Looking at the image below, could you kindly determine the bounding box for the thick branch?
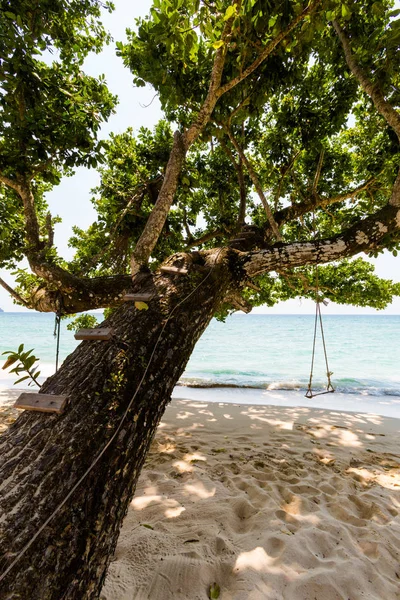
[224,290,252,313]
[45,213,54,249]
[130,131,186,275]
[183,1,240,149]
[224,127,282,240]
[28,274,134,313]
[242,204,400,277]
[18,182,42,253]
[333,20,400,140]
[390,170,400,207]
[0,174,23,193]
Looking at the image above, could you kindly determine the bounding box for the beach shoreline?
[1,390,400,599]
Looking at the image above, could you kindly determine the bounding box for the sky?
[0,0,399,314]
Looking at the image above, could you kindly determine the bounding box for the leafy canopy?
[0,0,400,312]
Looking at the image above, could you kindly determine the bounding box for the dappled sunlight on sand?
[175,411,195,420]
[172,460,193,473]
[184,481,216,500]
[102,399,400,600]
[183,452,206,463]
[234,547,274,572]
[130,494,186,520]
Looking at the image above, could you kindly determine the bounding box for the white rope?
[0,250,224,584]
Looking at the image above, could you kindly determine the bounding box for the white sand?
[1,393,400,599]
[103,400,400,600]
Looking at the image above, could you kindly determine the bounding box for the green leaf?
[268,15,278,28]
[2,356,18,370]
[14,376,30,385]
[25,356,37,369]
[134,301,149,310]
[341,4,351,19]
[140,523,154,529]
[212,40,224,49]
[223,5,236,21]
[209,582,220,599]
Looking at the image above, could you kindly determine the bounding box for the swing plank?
[123,293,153,302]
[14,393,68,414]
[160,266,188,275]
[238,231,256,237]
[74,328,113,341]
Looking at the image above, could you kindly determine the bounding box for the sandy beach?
[1,393,400,599]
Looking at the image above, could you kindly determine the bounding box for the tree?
[1,0,400,597]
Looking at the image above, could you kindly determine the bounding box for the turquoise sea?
[1,312,399,417]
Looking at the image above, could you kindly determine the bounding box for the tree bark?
[130,131,186,275]
[0,251,234,599]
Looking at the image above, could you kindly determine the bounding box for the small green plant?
[209,582,220,599]
[2,344,42,388]
[66,313,99,332]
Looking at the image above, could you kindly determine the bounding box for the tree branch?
[241,203,400,277]
[183,0,240,149]
[273,176,378,229]
[0,277,30,307]
[128,1,319,274]
[17,181,43,253]
[217,0,322,98]
[223,126,283,240]
[185,229,224,249]
[333,20,400,140]
[130,131,186,275]
[312,149,324,196]
[45,213,54,249]
[389,169,400,208]
[28,274,134,313]
[0,174,23,193]
[130,0,236,276]
[218,136,247,227]
[273,150,302,211]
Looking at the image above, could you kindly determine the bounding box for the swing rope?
[53,294,63,372]
[305,206,335,398]
[305,290,335,398]
[53,313,61,372]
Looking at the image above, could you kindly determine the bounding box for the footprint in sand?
[359,540,380,560]
[215,535,230,554]
[264,536,285,558]
[231,497,258,525]
[326,502,367,527]
[274,508,298,527]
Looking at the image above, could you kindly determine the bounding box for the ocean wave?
[178,377,400,397]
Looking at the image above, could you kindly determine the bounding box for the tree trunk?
[0,253,233,599]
